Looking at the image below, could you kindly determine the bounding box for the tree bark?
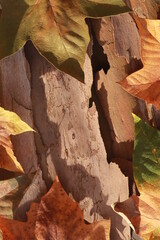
[0,1,159,239]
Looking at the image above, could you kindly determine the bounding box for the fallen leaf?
[0,107,34,173]
[0,107,33,135]
[113,115,160,239]
[128,0,158,19]
[0,178,110,240]
[120,16,160,109]
[0,0,130,81]
[0,203,38,240]
[0,175,32,219]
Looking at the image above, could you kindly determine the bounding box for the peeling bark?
[24,41,130,239]
[0,1,159,239]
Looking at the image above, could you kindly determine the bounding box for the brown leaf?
[129,0,158,19]
[114,194,160,239]
[120,16,160,110]
[0,179,110,240]
[0,203,38,240]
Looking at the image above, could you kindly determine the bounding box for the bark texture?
[0,1,159,239]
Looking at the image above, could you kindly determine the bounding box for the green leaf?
[0,0,130,81]
[113,115,160,239]
[133,114,160,190]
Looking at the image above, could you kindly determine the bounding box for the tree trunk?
[0,0,159,239]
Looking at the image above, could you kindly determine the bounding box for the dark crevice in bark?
[88,22,113,162]
[91,31,110,75]
[90,83,114,161]
[89,19,141,212]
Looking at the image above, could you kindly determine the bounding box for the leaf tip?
[132,113,141,125]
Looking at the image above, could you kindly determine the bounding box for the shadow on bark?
[24,41,130,239]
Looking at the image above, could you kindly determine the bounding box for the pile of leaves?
[0,0,160,239]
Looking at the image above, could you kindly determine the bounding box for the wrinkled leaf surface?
[114,115,160,239]
[120,16,160,109]
[0,0,130,81]
[0,179,110,239]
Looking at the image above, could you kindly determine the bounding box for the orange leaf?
[0,179,110,240]
[120,16,160,109]
[114,193,160,239]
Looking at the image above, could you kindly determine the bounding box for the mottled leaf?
[120,16,160,109]
[0,178,110,240]
[0,0,130,81]
[0,175,32,219]
[0,107,34,173]
[114,115,160,239]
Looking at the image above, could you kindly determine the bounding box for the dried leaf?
[0,107,33,135]
[0,203,38,240]
[0,107,34,173]
[129,0,158,19]
[0,175,32,219]
[0,0,130,81]
[120,16,160,109]
[0,179,110,240]
[113,115,160,239]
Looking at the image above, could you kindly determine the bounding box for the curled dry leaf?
[120,16,160,110]
[0,0,130,81]
[113,115,160,239]
[0,175,32,219]
[0,107,34,173]
[0,179,110,240]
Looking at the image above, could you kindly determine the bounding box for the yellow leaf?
[0,107,34,135]
[0,107,34,173]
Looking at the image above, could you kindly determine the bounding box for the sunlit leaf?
[120,16,160,109]
[0,107,34,173]
[0,178,110,240]
[0,0,130,81]
[113,115,160,239]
